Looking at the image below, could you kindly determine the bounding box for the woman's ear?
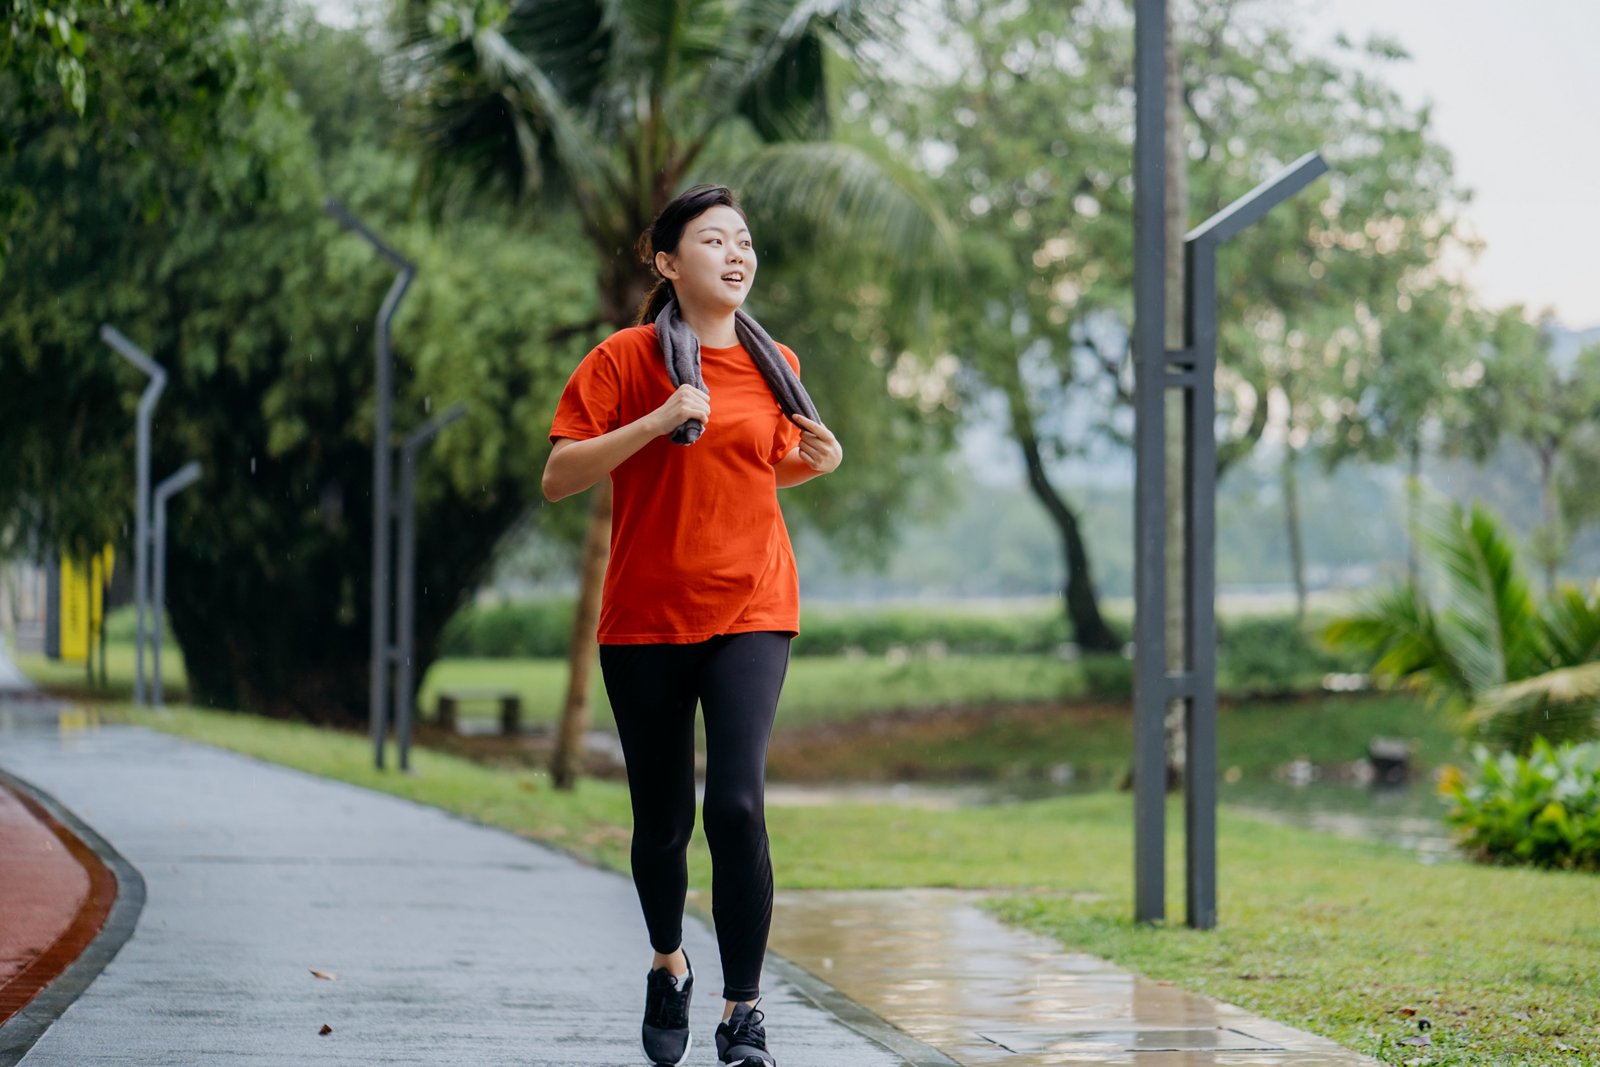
[655,249,679,281]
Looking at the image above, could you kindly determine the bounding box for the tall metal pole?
[394,403,466,772]
[151,462,202,708]
[1131,0,1170,926]
[324,199,416,771]
[1177,152,1327,929]
[100,325,166,707]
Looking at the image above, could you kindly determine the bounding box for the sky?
[1294,0,1600,330]
[312,0,1600,329]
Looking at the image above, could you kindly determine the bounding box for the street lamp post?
[1132,0,1328,930]
[323,198,416,770]
[394,402,467,771]
[151,461,202,708]
[99,325,166,707]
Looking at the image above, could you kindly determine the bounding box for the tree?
[893,0,1132,652]
[1478,315,1600,593]
[1176,16,1470,615]
[1319,283,1490,585]
[2,13,600,722]
[400,0,953,787]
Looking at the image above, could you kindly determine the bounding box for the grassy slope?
[117,704,1600,1066]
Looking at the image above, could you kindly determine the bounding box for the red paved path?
[0,781,115,1024]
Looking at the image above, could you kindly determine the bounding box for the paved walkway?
[0,694,918,1066]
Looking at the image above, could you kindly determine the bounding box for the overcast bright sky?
[312,0,1600,329]
[1296,0,1599,329]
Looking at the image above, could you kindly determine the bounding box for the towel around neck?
[654,299,820,446]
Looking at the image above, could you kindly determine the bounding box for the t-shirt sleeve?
[549,344,623,443]
[769,344,804,464]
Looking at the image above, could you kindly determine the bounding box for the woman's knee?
[701,786,764,848]
[632,806,696,859]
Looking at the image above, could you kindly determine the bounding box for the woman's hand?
[646,384,711,437]
[790,414,842,474]
[775,414,841,487]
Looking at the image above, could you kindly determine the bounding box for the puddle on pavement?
[0,695,103,738]
[760,888,1378,1066]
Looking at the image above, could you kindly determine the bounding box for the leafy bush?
[792,609,1068,657]
[1439,738,1600,871]
[1079,653,1133,700]
[438,600,575,658]
[1217,616,1358,696]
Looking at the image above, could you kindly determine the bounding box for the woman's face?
[656,204,757,314]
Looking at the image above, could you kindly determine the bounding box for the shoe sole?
[642,1033,691,1067]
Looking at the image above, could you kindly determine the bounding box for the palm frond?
[1541,581,1600,667]
[398,0,620,216]
[719,140,956,271]
[1323,582,1472,706]
[691,0,904,144]
[1466,661,1600,753]
[1421,497,1542,695]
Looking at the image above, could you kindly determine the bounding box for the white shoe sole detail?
[641,1032,691,1067]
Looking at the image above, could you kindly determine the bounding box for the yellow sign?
[58,546,114,662]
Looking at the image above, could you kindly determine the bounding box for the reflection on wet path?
[767,888,1382,1066]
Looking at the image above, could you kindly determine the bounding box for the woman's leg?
[696,631,791,1006]
[599,642,702,962]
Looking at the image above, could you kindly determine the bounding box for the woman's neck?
[677,298,738,348]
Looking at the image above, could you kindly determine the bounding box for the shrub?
[792,609,1068,657]
[1079,652,1133,700]
[437,599,575,658]
[1439,738,1600,871]
[1216,615,1359,696]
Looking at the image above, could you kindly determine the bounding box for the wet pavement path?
[765,889,1382,1066]
[0,695,918,1066]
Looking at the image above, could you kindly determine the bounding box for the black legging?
[598,630,790,1002]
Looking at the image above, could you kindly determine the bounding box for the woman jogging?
[542,184,842,1067]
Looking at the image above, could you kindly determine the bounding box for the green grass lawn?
[421,652,1092,729]
[15,645,188,702]
[115,702,1600,1066]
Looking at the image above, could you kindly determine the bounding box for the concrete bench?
[435,687,522,736]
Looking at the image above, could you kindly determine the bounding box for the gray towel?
[654,299,820,445]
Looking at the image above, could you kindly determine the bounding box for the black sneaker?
[641,954,693,1067]
[715,1000,776,1066]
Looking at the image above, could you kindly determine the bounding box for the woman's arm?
[541,384,710,501]
[776,414,843,488]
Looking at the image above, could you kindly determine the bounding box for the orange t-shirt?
[548,323,804,644]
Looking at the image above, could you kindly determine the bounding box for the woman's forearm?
[775,451,826,488]
[542,421,660,501]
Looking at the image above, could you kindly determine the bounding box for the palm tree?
[398,0,952,787]
[1325,497,1600,754]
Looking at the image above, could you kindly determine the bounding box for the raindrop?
[250,457,256,474]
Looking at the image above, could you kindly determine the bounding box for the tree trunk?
[1282,443,1307,624]
[1011,412,1119,653]
[1538,443,1560,595]
[551,479,612,789]
[1161,3,1188,791]
[1404,438,1422,588]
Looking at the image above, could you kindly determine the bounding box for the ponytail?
[635,277,674,326]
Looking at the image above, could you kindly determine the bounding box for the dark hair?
[634,184,749,325]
